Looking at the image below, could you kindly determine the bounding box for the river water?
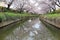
[0,18,60,40]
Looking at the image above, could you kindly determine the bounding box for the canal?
[0,17,60,40]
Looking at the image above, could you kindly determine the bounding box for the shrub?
[0,6,7,12]
[0,17,2,22]
[0,13,6,22]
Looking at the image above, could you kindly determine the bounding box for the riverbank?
[0,17,29,28]
[40,13,60,28]
[0,12,37,22]
[0,11,38,28]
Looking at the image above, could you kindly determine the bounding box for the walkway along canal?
[0,17,60,40]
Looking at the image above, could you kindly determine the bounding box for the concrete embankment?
[40,16,60,29]
[0,16,30,28]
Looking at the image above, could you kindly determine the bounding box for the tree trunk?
[7,4,11,9]
[7,0,14,9]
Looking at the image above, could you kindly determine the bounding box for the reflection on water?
[0,18,60,40]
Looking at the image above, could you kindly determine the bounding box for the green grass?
[0,11,37,22]
[44,9,60,19]
[44,13,60,19]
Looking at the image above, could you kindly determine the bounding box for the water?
[0,18,60,40]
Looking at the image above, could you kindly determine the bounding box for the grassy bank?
[43,9,60,19]
[0,11,37,23]
[43,13,60,19]
[40,12,60,25]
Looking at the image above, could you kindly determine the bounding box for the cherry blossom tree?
[0,0,60,14]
